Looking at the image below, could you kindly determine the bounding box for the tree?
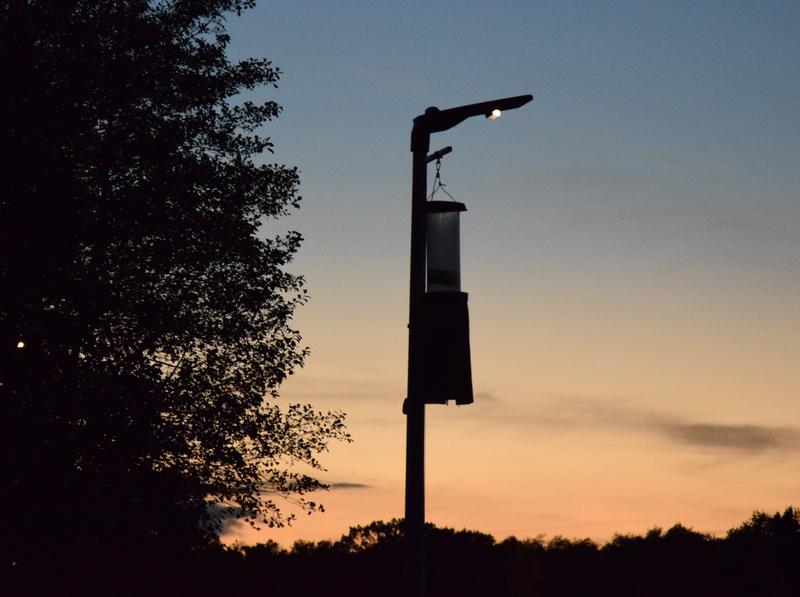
[0,0,349,573]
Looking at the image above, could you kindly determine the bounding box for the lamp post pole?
[404,95,533,597]
[404,117,430,597]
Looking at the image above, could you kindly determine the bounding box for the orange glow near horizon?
[221,266,800,548]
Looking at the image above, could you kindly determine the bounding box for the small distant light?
[488,109,502,120]
[16,341,25,349]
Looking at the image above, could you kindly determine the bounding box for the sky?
[220,0,800,547]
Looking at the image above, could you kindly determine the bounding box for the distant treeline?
[6,507,799,596]
[225,507,800,597]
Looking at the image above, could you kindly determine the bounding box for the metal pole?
[404,122,429,597]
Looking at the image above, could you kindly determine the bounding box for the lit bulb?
[488,109,502,120]
[16,341,25,349]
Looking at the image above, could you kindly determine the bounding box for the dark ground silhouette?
[5,506,798,596]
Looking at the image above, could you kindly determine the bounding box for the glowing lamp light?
[16,341,25,349]
[488,108,502,120]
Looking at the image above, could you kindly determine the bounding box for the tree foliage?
[1,0,349,569]
[217,508,800,597]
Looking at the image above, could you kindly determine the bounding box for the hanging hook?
[428,156,456,202]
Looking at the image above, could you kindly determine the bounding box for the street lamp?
[403,94,533,596]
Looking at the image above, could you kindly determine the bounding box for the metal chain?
[427,158,456,201]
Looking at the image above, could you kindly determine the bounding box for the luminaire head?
[411,94,533,151]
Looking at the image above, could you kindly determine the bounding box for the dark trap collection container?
[417,201,473,406]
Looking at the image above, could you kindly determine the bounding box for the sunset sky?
[221,1,800,546]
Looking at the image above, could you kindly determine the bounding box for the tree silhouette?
[723,507,800,596]
[210,509,800,597]
[1,0,348,583]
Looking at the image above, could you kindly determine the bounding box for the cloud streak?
[494,397,800,455]
[653,420,799,452]
[328,482,371,490]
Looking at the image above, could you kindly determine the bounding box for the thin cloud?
[654,421,799,452]
[503,397,800,455]
[328,482,371,490]
[282,377,395,402]
[475,391,498,403]
[206,502,244,533]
